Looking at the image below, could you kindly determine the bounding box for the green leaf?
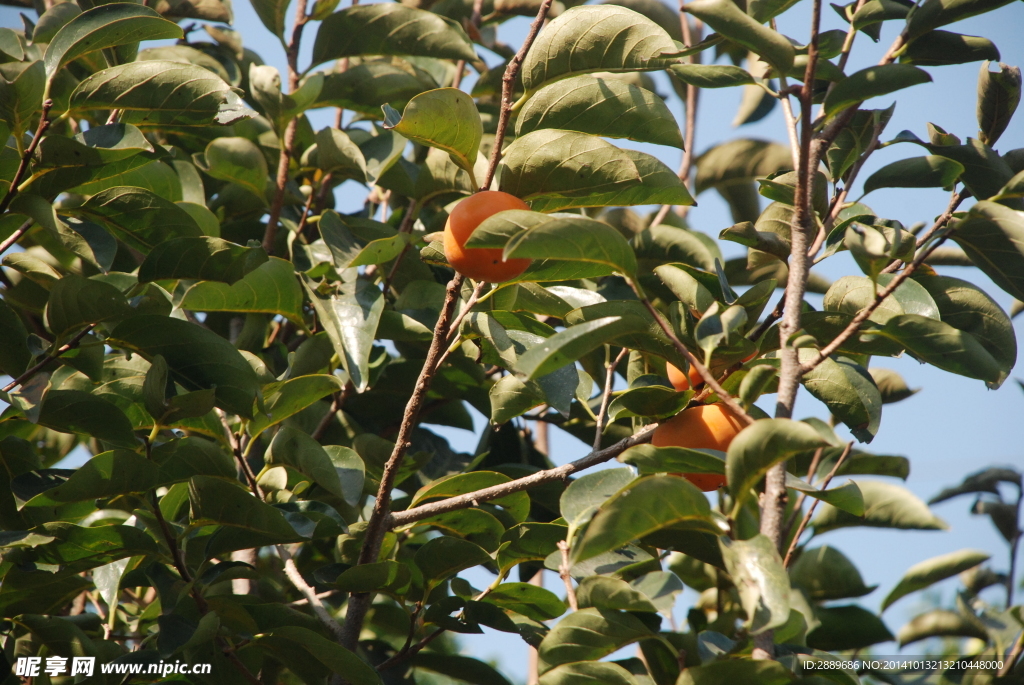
[537,608,658,674]
[676,661,796,685]
[868,367,919,403]
[807,604,894,651]
[73,186,202,254]
[256,626,382,685]
[189,475,302,540]
[726,419,829,512]
[862,155,964,193]
[573,474,717,564]
[607,379,693,420]
[252,0,290,39]
[789,545,877,600]
[483,583,567,622]
[900,30,1000,67]
[905,0,1017,42]
[303,127,367,182]
[412,653,513,685]
[695,302,748,362]
[976,61,1021,146]
[721,534,790,634]
[538,662,640,685]
[951,201,1024,296]
[194,137,268,200]
[313,60,437,118]
[619,444,726,475]
[576,575,658,612]
[813,480,948,533]
[44,274,131,337]
[0,61,44,140]
[800,353,882,443]
[0,297,31,377]
[516,75,683,149]
[823,273,939,324]
[414,535,492,588]
[504,215,638,277]
[881,548,990,611]
[17,450,158,508]
[43,4,182,80]
[669,63,756,88]
[823,64,932,117]
[138,237,268,285]
[788,476,865,516]
[311,4,476,67]
[500,130,693,210]
[684,0,795,72]
[108,315,260,418]
[930,466,1022,504]
[520,5,680,92]
[37,390,137,448]
[180,257,304,325]
[318,211,406,269]
[912,273,1016,384]
[870,313,1005,387]
[560,468,636,530]
[70,61,254,127]
[383,88,482,176]
[896,609,988,647]
[249,375,344,439]
[694,138,793,195]
[334,560,411,594]
[515,316,646,379]
[302,276,385,392]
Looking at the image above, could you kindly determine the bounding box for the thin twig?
[801,191,963,373]
[376,628,445,671]
[783,441,853,567]
[631,289,754,426]
[482,0,555,191]
[593,347,628,451]
[0,100,53,217]
[261,0,310,254]
[2,323,96,393]
[312,383,353,441]
[341,272,466,649]
[783,446,823,539]
[557,540,578,611]
[381,198,418,298]
[390,426,656,527]
[0,219,31,255]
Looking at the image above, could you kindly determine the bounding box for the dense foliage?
[0,0,1022,682]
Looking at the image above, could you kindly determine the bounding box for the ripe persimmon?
[443,191,532,282]
[652,403,745,492]
[666,362,704,391]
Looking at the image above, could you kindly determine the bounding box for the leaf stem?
[2,323,96,394]
[593,347,628,451]
[801,190,963,373]
[0,99,53,218]
[482,0,555,191]
[557,540,578,611]
[782,441,853,567]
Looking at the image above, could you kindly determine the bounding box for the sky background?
[2,0,1023,681]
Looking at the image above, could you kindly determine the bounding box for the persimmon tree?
[0,0,1022,680]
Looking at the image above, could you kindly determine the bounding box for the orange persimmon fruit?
[666,362,704,391]
[651,403,745,491]
[443,191,531,282]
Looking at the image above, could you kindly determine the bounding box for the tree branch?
[0,219,31,256]
[261,0,310,254]
[341,272,465,649]
[800,191,963,373]
[2,323,96,394]
[389,426,656,527]
[593,347,629,451]
[783,441,852,567]
[482,0,555,191]
[0,99,53,217]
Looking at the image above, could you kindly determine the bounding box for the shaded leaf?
[383,88,481,176]
[862,155,964,193]
[721,534,791,634]
[727,419,829,512]
[181,257,304,324]
[684,0,795,72]
[881,549,990,611]
[813,480,947,533]
[138,237,268,285]
[823,64,931,117]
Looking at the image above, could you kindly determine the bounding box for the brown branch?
[375,627,445,671]
[341,272,466,649]
[2,323,96,393]
[0,219,31,255]
[557,540,578,611]
[632,291,754,426]
[800,191,963,373]
[783,446,823,540]
[593,347,628,451]
[783,441,853,567]
[0,100,53,217]
[312,383,353,441]
[261,0,310,254]
[389,425,656,527]
[482,0,555,191]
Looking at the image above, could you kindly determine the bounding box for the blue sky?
[1,0,1022,680]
